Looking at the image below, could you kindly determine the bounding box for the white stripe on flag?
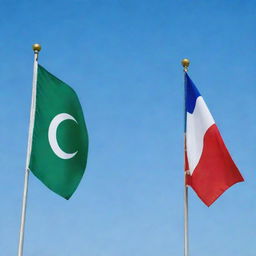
[186,96,215,174]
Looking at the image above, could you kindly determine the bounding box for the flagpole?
[18,43,41,256]
[182,58,190,256]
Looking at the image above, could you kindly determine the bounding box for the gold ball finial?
[181,58,190,71]
[32,43,41,52]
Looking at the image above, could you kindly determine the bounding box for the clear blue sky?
[0,1,256,255]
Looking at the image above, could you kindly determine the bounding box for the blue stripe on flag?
[185,73,201,114]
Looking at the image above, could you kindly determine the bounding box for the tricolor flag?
[185,73,244,206]
[29,65,89,199]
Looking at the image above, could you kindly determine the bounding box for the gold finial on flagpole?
[181,58,190,72]
[32,43,41,53]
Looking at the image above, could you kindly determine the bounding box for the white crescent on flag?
[48,113,78,160]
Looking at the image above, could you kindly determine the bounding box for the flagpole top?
[181,58,190,72]
[32,44,41,53]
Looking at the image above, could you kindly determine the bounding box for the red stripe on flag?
[189,124,244,206]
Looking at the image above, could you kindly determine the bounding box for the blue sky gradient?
[0,1,256,255]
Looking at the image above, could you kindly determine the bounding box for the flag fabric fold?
[29,65,89,199]
[185,73,244,206]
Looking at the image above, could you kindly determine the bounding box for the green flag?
[29,65,89,199]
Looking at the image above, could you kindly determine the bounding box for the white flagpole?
[182,58,190,256]
[18,44,41,256]
[184,179,189,256]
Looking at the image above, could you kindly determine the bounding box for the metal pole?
[184,178,189,256]
[18,44,41,256]
[181,58,190,256]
